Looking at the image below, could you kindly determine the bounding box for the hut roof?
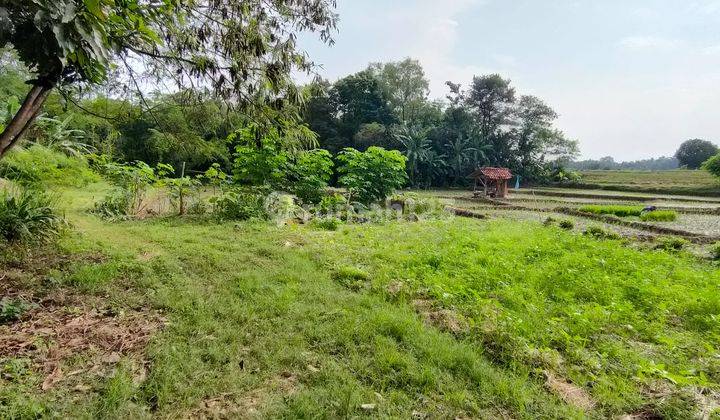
[468,167,513,180]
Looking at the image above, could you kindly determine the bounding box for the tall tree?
[0,0,338,158]
[675,139,718,169]
[368,58,430,125]
[330,70,395,148]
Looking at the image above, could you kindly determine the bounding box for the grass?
[573,170,720,196]
[3,182,720,418]
[640,210,678,222]
[578,204,644,217]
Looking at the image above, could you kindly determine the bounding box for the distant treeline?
[568,156,679,171]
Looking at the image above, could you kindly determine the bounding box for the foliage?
[337,147,407,204]
[640,210,678,222]
[0,298,33,325]
[583,225,622,240]
[0,187,62,244]
[558,219,574,230]
[0,145,99,187]
[288,149,334,204]
[211,190,267,221]
[32,116,93,157]
[702,153,720,179]
[95,161,170,217]
[569,156,679,171]
[578,205,644,217]
[318,193,348,214]
[675,139,718,169]
[711,242,720,260]
[310,217,342,231]
[656,237,688,251]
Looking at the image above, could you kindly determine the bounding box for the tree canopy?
[0,0,338,158]
[675,139,718,169]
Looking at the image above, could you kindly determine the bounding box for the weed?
[558,219,574,230]
[711,242,720,260]
[583,225,621,240]
[655,237,688,251]
[0,298,33,324]
[311,217,341,231]
[543,216,557,226]
[0,187,63,244]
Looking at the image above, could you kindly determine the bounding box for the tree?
[368,58,430,125]
[337,147,407,204]
[675,139,718,169]
[702,153,720,179]
[394,125,432,186]
[330,70,395,148]
[0,0,337,158]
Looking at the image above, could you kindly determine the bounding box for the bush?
[0,145,99,187]
[543,216,557,226]
[0,298,33,324]
[311,217,341,231]
[337,146,407,204]
[640,210,678,222]
[711,242,720,260]
[583,225,621,240]
[288,149,334,204]
[94,161,172,218]
[0,187,63,244]
[656,237,688,251]
[703,153,720,179]
[212,190,267,221]
[318,193,348,214]
[558,219,574,230]
[578,205,644,217]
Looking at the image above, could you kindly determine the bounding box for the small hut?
[469,167,513,198]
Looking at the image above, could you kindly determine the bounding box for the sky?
[298,0,720,161]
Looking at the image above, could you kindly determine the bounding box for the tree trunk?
[0,84,53,158]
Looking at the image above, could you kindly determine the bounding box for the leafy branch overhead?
[0,0,338,157]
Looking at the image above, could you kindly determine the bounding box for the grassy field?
[573,170,720,196]
[2,183,720,418]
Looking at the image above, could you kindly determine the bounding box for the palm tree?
[394,125,431,187]
[419,149,448,187]
[444,135,475,185]
[34,116,93,157]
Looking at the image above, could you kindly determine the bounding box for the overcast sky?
[298,0,720,161]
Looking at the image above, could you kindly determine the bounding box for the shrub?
[94,161,170,218]
[703,153,720,178]
[640,210,678,222]
[656,237,688,251]
[0,187,63,244]
[558,219,574,230]
[711,242,720,260]
[318,193,348,214]
[0,298,33,324]
[583,225,621,240]
[311,217,341,231]
[288,149,334,204]
[337,146,407,204]
[212,190,267,221]
[0,145,99,187]
[578,205,643,217]
[543,216,557,226]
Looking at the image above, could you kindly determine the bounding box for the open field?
[568,170,720,197]
[2,182,720,418]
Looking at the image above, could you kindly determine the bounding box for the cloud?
[618,35,681,51]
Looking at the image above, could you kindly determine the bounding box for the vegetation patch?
[640,210,678,222]
[578,204,644,217]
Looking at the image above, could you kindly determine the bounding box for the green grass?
[574,170,720,196]
[3,183,720,418]
[640,210,678,222]
[578,204,644,217]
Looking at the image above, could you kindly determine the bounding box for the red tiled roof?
[469,167,513,180]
